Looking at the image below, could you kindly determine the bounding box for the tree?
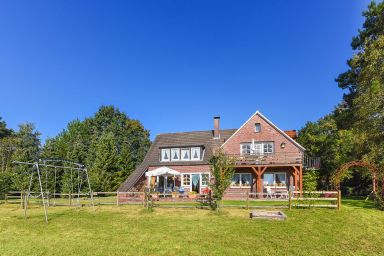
[297,115,355,189]
[10,123,41,192]
[0,117,12,139]
[91,132,120,191]
[300,1,384,200]
[42,105,151,192]
[209,150,235,211]
[335,1,384,129]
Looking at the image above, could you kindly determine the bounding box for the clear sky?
[0,0,373,141]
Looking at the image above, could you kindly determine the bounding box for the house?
[118,111,319,199]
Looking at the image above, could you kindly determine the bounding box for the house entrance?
[191,174,200,193]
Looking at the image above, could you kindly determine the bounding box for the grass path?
[0,199,383,255]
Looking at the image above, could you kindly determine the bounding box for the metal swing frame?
[13,159,94,223]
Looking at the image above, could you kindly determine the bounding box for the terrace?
[229,152,320,169]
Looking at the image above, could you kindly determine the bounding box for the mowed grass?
[0,199,383,256]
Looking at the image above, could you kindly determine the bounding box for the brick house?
[118,111,319,198]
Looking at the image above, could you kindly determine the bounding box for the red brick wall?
[222,113,303,157]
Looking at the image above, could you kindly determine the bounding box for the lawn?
[0,199,383,256]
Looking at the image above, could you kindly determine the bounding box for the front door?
[191,174,200,193]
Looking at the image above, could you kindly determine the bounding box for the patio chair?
[266,187,275,199]
[178,187,186,198]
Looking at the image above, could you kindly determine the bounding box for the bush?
[303,169,319,191]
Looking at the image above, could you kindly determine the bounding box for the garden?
[0,198,383,256]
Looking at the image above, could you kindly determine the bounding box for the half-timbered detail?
[118,111,320,200]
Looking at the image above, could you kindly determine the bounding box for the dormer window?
[191,147,201,160]
[171,148,180,161]
[161,149,170,162]
[255,123,261,133]
[181,148,190,160]
[161,147,202,162]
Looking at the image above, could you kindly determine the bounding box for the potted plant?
[188,191,198,199]
[172,192,179,198]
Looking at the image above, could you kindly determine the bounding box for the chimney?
[213,116,220,139]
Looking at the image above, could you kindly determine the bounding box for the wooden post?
[20,191,24,209]
[337,190,341,210]
[288,190,292,210]
[299,165,303,193]
[5,193,7,205]
[246,191,249,210]
[116,191,119,206]
[69,191,72,206]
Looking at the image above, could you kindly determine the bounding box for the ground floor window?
[182,174,191,186]
[181,173,210,193]
[201,174,209,186]
[231,173,252,187]
[263,172,287,188]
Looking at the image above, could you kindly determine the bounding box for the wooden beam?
[299,165,303,192]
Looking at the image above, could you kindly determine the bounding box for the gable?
[221,111,305,154]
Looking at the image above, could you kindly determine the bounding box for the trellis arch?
[331,160,380,192]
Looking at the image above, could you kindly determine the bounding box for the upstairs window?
[240,142,274,155]
[161,147,202,162]
[191,147,201,160]
[171,148,180,161]
[255,123,261,133]
[161,149,170,162]
[263,142,274,153]
[241,143,251,155]
[181,148,190,161]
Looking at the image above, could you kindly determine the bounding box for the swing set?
[13,159,94,223]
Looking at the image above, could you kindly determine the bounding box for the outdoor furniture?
[266,187,275,199]
[178,187,186,198]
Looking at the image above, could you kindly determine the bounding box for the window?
[161,149,170,162]
[241,143,251,155]
[240,142,274,155]
[262,172,286,187]
[161,147,202,162]
[231,173,252,187]
[171,148,180,161]
[263,142,274,153]
[181,148,190,161]
[255,123,261,133]
[182,174,191,186]
[191,147,201,160]
[201,174,209,186]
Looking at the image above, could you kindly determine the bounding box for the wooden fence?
[1,190,341,210]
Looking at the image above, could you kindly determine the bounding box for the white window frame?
[180,148,190,161]
[263,172,287,187]
[191,147,201,161]
[263,142,274,154]
[240,142,274,155]
[255,123,261,133]
[181,172,210,191]
[231,173,252,188]
[182,174,191,186]
[240,143,251,155]
[201,174,209,186]
[171,148,180,161]
[160,148,171,162]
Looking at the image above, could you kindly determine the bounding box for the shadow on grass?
[342,197,376,209]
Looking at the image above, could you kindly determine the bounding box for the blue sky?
[0,0,372,141]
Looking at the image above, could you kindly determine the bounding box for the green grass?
[0,199,384,255]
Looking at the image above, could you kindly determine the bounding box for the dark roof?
[118,129,236,191]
